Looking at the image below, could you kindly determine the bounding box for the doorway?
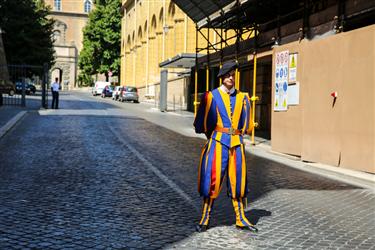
[239,55,272,140]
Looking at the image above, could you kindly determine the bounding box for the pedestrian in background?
[193,60,258,233]
[51,77,60,109]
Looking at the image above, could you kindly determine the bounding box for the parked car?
[112,86,123,100]
[119,86,139,103]
[15,82,36,95]
[101,85,113,98]
[0,80,16,96]
[28,83,36,94]
[92,81,110,96]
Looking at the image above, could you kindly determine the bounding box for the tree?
[0,0,55,66]
[79,0,121,82]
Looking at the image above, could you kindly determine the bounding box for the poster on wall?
[288,82,299,105]
[289,53,298,82]
[274,50,289,111]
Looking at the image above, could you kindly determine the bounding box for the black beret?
[217,60,238,78]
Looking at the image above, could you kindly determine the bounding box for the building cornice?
[50,11,89,18]
[121,0,133,15]
[54,44,77,49]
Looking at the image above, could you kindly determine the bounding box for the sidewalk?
[0,95,42,139]
[1,94,374,191]
[0,106,28,139]
[123,101,374,191]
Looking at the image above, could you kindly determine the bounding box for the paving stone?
[0,91,373,249]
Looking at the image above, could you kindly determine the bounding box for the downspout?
[184,14,188,52]
[206,25,209,92]
[251,26,259,144]
[146,0,150,94]
[194,25,198,116]
[133,0,137,86]
[162,0,166,61]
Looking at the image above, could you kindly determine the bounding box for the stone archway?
[51,67,63,85]
[51,61,73,90]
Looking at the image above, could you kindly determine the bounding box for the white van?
[92,81,110,96]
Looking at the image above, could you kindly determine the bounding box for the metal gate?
[0,64,49,108]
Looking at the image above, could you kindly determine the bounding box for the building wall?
[45,0,92,88]
[121,0,222,105]
[272,24,375,173]
[45,0,93,13]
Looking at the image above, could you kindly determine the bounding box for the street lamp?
[163,25,169,34]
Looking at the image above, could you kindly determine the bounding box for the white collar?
[220,85,235,95]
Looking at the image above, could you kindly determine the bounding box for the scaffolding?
[172,0,375,142]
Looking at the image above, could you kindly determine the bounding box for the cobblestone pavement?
[0,91,374,249]
[0,94,41,128]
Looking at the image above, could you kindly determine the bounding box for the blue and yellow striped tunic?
[194,87,254,199]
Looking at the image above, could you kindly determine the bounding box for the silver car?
[119,86,139,103]
[112,86,123,100]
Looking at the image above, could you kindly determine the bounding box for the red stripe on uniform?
[210,149,217,196]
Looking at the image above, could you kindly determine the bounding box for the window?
[84,0,92,13]
[53,30,61,44]
[54,0,61,11]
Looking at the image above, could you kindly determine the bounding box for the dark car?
[0,80,16,96]
[15,82,36,95]
[101,85,113,98]
[28,83,36,94]
[119,86,139,103]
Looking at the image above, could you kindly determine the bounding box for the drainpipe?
[184,14,187,52]
[146,0,150,94]
[194,25,198,116]
[133,0,137,86]
[162,0,166,61]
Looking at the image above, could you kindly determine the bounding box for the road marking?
[108,124,199,212]
[0,111,27,139]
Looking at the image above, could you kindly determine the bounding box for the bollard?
[173,95,175,111]
[179,95,182,111]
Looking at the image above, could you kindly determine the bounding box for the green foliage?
[79,0,121,80]
[77,71,94,87]
[0,0,55,66]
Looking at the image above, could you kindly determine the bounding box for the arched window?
[144,21,148,36]
[168,2,175,21]
[53,20,67,44]
[53,30,61,44]
[84,0,92,13]
[159,8,164,23]
[54,0,61,11]
[151,15,157,34]
[127,35,131,51]
[132,31,135,47]
[138,26,143,40]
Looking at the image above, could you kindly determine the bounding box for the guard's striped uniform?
[194,87,255,228]
[195,88,253,199]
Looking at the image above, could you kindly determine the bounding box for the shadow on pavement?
[0,94,366,249]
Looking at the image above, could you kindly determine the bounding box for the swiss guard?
[193,60,258,233]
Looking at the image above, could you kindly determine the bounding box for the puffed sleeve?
[244,94,254,134]
[193,91,217,135]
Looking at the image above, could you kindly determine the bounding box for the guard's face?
[222,70,235,90]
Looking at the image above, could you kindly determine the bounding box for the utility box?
[160,70,168,112]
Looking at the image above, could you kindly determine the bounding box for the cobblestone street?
[0,91,374,249]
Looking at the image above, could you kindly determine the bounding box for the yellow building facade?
[44,0,93,89]
[121,0,223,108]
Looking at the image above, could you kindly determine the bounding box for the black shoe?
[195,224,209,233]
[236,225,258,233]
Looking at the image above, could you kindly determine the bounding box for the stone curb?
[244,139,375,191]
[149,107,375,191]
[0,111,27,139]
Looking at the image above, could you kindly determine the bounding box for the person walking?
[193,60,258,233]
[51,77,60,109]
